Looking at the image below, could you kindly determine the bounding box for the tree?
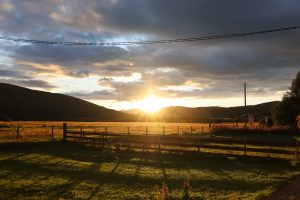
[273,70,300,127]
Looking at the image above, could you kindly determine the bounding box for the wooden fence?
[0,124,63,142]
[63,123,299,161]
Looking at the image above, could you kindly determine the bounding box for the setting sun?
[136,95,165,112]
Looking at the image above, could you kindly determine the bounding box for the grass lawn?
[0,142,299,200]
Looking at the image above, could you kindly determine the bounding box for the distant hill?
[161,102,277,121]
[124,102,278,122]
[122,108,143,115]
[0,83,278,122]
[0,83,133,121]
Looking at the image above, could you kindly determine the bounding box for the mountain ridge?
[0,83,278,122]
[124,102,278,122]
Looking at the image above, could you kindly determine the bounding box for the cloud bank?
[0,0,299,109]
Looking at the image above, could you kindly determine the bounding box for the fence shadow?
[0,142,297,199]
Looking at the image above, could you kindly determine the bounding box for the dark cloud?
[95,0,300,36]
[8,44,130,77]
[0,68,56,90]
[0,79,56,89]
[65,90,115,100]
[14,45,128,65]
[0,69,30,79]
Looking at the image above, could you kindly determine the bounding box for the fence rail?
[63,123,299,161]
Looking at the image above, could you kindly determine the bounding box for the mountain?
[0,83,134,121]
[124,102,278,122]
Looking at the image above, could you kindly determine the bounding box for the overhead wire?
[0,25,299,46]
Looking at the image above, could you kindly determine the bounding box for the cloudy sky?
[0,0,299,110]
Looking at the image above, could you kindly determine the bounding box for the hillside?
[162,102,276,118]
[0,83,133,121]
[125,102,277,122]
[0,83,277,122]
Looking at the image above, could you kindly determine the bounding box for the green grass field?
[0,142,299,200]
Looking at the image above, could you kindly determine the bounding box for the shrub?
[211,126,299,136]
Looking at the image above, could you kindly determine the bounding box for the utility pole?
[244,82,247,127]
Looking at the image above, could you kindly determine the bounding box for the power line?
[0,25,299,46]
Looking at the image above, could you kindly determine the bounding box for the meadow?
[0,121,255,143]
[0,121,299,199]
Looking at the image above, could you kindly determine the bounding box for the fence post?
[162,126,165,135]
[104,126,108,139]
[202,125,204,133]
[63,123,67,142]
[146,126,148,135]
[243,136,247,156]
[177,126,180,134]
[127,127,131,151]
[116,140,120,152]
[191,126,193,134]
[16,126,20,138]
[296,140,299,162]
[51,126,54,142]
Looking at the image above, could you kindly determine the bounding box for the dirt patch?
[263,175,300,200]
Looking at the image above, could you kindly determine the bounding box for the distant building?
[248,114,254,125]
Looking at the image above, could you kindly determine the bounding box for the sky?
[0,0,299,111]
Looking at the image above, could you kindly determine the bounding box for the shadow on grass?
[0,142,298,199]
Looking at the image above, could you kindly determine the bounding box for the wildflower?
[160,182,169,199]
[183,177,190,200]
[183,177,189,192]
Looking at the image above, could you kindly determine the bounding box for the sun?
[137,95,164,113]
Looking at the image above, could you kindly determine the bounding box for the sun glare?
[137,95,164,112]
